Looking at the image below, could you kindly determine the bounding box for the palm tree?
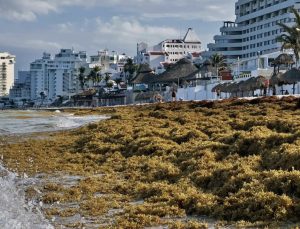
[78,67,86,90]
[88,66,102,86]
[124,58,138,81]
[276,8,300,66]
[104,72,111,83]
[210,53,226,77]
[40,92,46,106]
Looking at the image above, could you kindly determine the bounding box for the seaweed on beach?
[2,97,300,228]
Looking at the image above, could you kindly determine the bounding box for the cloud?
[93,16,179,45]
[57,22,74,33]
[0,33,62,51]
[0,0,236,22]
[25,40,62,50]
[0,0,56,21]
[69,16,181,56]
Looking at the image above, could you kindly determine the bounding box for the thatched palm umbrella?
[218,83,232,97]
[131,64,157,85]
[199,59,217,78]
[247,76,267,90]
[156,58,199,84]
[273,54,295,74]
[274,54,294,66]
[241,76,267,96]
[281,68,300,84]
[269,72,284,95]
[211,83,223,92]
[226,82,239,96]
[281,68,300,94]
[236,80,248,97]
[269,72,284,86]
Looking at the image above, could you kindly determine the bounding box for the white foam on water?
[0,110,109,135]
[55,115,108,129]
[0,164,53,229]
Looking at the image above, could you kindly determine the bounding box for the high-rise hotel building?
[0,52,15,97]
[207,0,300,68]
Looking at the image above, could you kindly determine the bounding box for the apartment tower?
[0,52,15,97]
[208,0,300,67]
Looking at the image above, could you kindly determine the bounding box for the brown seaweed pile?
[2,97,300,228]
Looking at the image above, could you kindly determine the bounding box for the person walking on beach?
[172,90,176,102]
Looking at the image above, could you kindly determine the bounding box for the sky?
[0,0,237,71]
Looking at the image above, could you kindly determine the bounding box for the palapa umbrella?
[236,80,248,96]
[273,54,294,66]
[281,68,300,94]
[269,72,284,86]
[226,82,239,95]
[281,68,300,84]
[211,83,223,92]
[219,82,232,93]
[269,72,284,95]
[245,75,267,91]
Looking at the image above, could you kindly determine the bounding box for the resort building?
[89,50,130,79]
[0,52,15,97]
[30,49,88,102]
[136,28,202,73]
[9,71,31,101]
[207,0,300,73]
[30,52,51,100]
[47,49,87,100]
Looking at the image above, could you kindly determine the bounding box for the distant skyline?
[0,0,236,71]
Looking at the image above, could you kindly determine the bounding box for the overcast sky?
[0,0,237,71]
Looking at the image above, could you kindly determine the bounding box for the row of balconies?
[236,0,288,16]
[236,1,294,23]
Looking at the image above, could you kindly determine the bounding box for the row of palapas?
[212,68,300,95]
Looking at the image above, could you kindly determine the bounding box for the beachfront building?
[30,49,88,103]
[136,28,202,73]
[0,52,15,97]
[30,52,51,101]
[207,0,300,74]
[9,71,31,101]
[89,50,130,80]
[47,49,87,100]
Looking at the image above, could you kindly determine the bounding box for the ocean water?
[0,110,108,135]
[0,110,108,228]
[0,164,53,229]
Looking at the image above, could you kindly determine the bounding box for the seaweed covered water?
[0,110,108,135]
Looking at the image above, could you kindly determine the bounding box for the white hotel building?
[207,0,300,74]
[30,49,87,102]
[137,28,202,73]
[0,52,15,97]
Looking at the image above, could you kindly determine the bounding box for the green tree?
[106,80,114,91]
[88,66,102,86]
[210,53,226,76]
[78,67,86,90]
[276,8,300,66]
